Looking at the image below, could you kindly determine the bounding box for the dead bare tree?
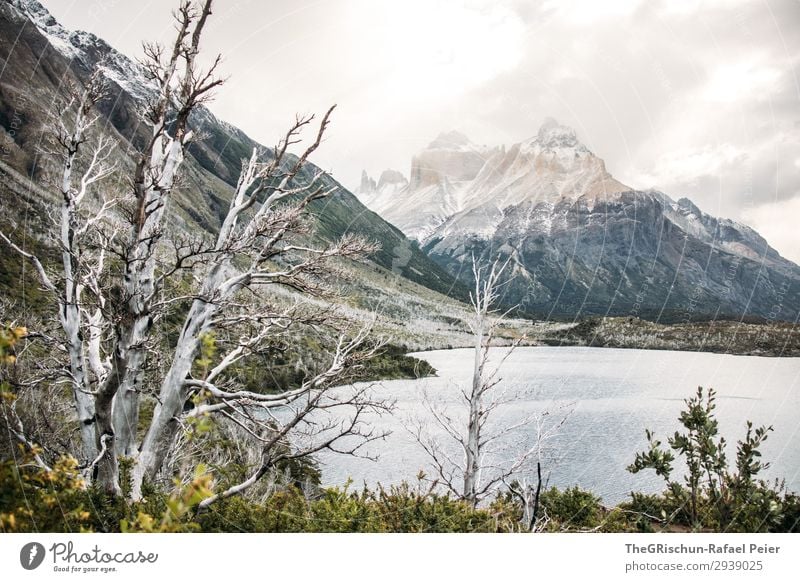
[0,70,117,468]
[108,0,223,470]
[411,256,570,509]
[1,0,388,503]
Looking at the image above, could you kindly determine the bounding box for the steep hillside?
[0,0,465,300]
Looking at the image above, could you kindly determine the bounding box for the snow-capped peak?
[377,169,407,190]
[370,119,632,242]
[11,0,84,59]
[9,0,156,101]
[523,117,591,157]
[514,118,597,175]
[536,117,580,148]
[428,130,474,151]
[354,168,408,212]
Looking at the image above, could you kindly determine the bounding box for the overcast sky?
[44,0,800,262]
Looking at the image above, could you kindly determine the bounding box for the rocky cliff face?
[425,190,800,320]
[408,131,489,189]
[357,119,800,321]
[354,119,629,242]
[356,168,407,210]
[356,131,496,240]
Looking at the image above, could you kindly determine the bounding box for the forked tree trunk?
[94,380,120,496]
[111,316,154,457]
[130,268,228,499]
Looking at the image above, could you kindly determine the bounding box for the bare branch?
[0,231,58,294]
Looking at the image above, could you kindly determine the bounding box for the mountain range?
[1,0,798,325]
[356,121,800,321]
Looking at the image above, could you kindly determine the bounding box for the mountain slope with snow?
[356,119,629,242]
[357,120,800,321]
[357,131,497,240]
[0,0,465,300]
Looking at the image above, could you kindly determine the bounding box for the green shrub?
[618,493,676,532]
[370,483,517,532]
[0,449,92,532]
[779,492,800,532]
[199,481,519,533]
[628,386,795,532]
[540,486,603,529]
[351,344,436,383]
[120,467,213,533]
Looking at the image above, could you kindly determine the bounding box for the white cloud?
[347,0,526,103]
[540,0,643,25]
[635,144,746,187]
[655,0,749,17]
[743,196,800,264]
[703,61,781,103]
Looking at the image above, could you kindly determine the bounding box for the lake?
[315,346,800,505]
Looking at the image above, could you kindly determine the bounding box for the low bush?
[627,386,798,532]
[539,486,604,529]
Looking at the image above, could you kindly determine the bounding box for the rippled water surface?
[316,347,800,504]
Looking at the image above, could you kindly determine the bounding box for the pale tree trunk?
[96,0,219,493]
[463,307,484,507]
[112,137,185,458]
[131,180,273,496]
[509,463,545,531]
[0,1,220,496]
[112,386,138,456]
[98,135,186,491]
[47,71,119,486]
[59,219,97,464]
[413,256,552,508]
[93,378,120,495]
[57,91,102,465]
[132,298,215,498]
[62,309,97,465]
[109,266,159,459]
[130,111,344,499]
[7,0,368,504]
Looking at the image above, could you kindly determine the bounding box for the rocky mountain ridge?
[0,0,465,301]
[356,120,800,321]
